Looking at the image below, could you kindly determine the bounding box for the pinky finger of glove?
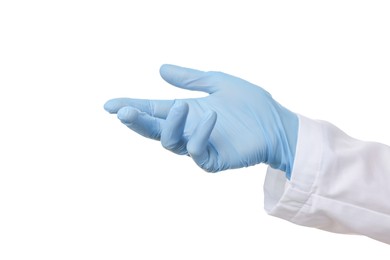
[187,111,219,172]
[117,106,163,140]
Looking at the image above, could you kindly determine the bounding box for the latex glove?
[104,65,298,178]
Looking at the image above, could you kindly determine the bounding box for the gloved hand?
[104,64,298,178]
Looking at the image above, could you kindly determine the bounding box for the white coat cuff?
[264,115,323,222]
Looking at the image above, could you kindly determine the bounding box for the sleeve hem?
[264,114,324,222]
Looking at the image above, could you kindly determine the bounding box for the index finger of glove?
[104,98,174,119]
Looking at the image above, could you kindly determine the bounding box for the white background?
[1,0,390,259]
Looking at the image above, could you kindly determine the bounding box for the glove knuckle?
[161,138,178,150]
[186,142,201,157]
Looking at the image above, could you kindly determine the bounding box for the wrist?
[270,103,299,179]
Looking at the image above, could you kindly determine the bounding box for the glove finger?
[117,106,163,140]
[187,111,219,172]
[160,102,189,155]
[160,64,219,94]
[104,98,174,119]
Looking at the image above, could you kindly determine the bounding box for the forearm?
[264,115,390,244]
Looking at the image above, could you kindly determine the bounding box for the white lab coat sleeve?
[264,115,390,244]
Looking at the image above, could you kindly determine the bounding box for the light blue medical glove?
[104,64,298,178]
